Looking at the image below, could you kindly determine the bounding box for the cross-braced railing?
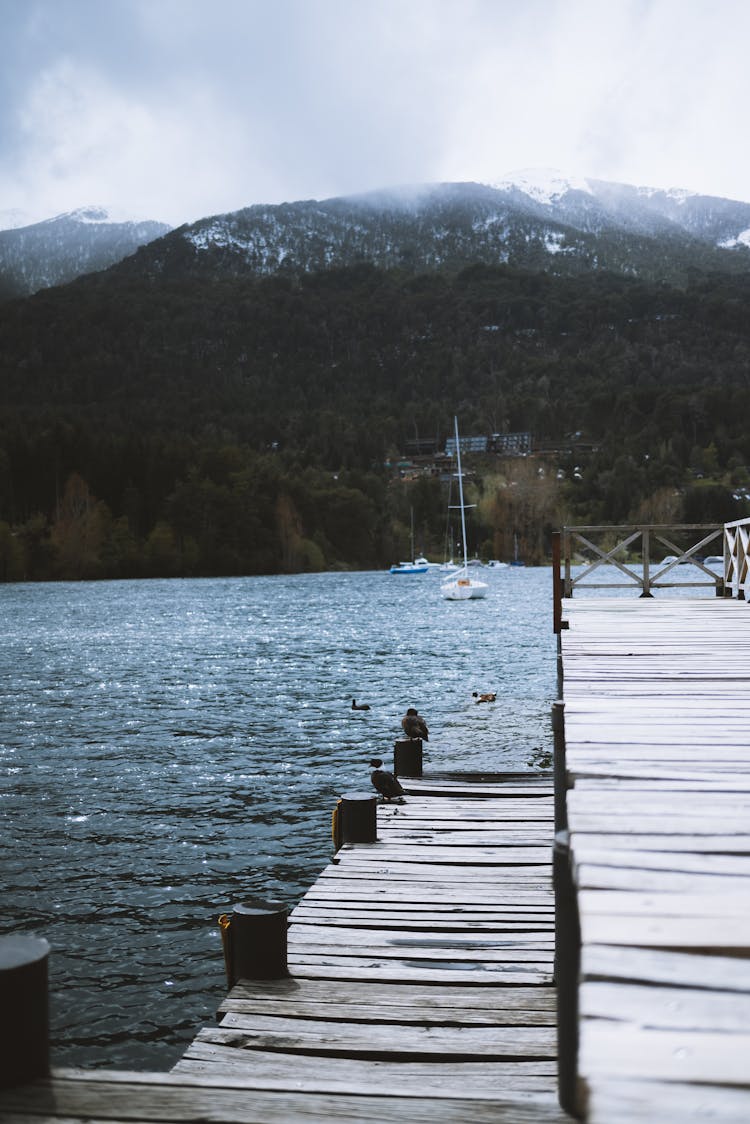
[725,518,750,600]
[560,524,724,599]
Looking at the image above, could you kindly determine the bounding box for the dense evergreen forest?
[1,260,749,580]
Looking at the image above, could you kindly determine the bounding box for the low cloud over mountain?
[5,173,750,302]
[116,172,750,288]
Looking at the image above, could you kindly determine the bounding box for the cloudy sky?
[1,0,748,227]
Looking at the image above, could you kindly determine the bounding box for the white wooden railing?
[724,517,750,600]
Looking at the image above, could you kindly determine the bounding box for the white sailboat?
[440,418,488,600]
[439,483,460,572]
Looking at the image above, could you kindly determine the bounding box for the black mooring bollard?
[339,790,378,843]
[394,738,422,777]
[0,934,50,1089]
[224,900,288,987]
[554,830,583,1120]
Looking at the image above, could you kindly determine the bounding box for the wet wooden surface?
[562,597,750,1122]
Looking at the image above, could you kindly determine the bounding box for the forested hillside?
[1,261,749,579]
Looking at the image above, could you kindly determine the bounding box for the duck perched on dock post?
[369,758,406,802]
[401,707,429,741]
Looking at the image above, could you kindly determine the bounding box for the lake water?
[1,568,558,1070]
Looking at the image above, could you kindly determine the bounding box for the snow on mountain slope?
[0,208,172,298]
[134,172,750,287]
[7,174,750,299]
[492,168,595,204]
[491,170,750,246]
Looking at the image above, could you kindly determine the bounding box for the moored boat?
[389,508,429,574]
[440,418,488,601]
[390,560,429,574]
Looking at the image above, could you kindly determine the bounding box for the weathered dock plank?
[174,1044,559,1093]
[0,1069,573,1123]
[172,776,564,1115]
[561,596,750,1121]
[222,975,559,1010]
[196,1016,557,1056]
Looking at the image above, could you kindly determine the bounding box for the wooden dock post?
[552,699,567,833]
[339,790,378,843]
[552,530,568,633]
[393,737,423,777]
[223,901,288,987]
[0,934,50,1089]
[554,830,582,1120]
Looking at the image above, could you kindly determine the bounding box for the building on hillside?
[490,431,533,456]
[404,437,441,457]
[444,431,534,458]
[444,434,489,456]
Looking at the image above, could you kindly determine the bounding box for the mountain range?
[3,172,750,300]
[2,169,750,578]
[88,171,750,288]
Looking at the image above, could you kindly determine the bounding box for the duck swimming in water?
[401,707,429,741]
[369,758,405,802]
[473,692,496,703]
[351,699,371,710]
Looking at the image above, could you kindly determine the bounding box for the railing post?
[738,525,747,600]
[723,528,733,597]
[731,528,741,599]
[563,529,572,597]
[554,830,583,1119]
[640,527,653,597]
[552,532,568,633]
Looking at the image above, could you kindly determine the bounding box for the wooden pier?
[559,596,750,1122]
[0,772,570,1122]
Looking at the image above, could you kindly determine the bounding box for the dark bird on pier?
[473,691,497,703]
[369,758,405,801]
[351,699,370,710]
[401,707,429,741]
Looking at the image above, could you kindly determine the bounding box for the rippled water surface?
[1,568,557,1070]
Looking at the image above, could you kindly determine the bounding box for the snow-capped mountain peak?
[43,204,170,227]
[54,205,112,225]
[492,168,595,204]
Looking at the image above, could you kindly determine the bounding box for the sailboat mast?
[454,416,469,572]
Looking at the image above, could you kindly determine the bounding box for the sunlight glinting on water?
[2,568,557,1069]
